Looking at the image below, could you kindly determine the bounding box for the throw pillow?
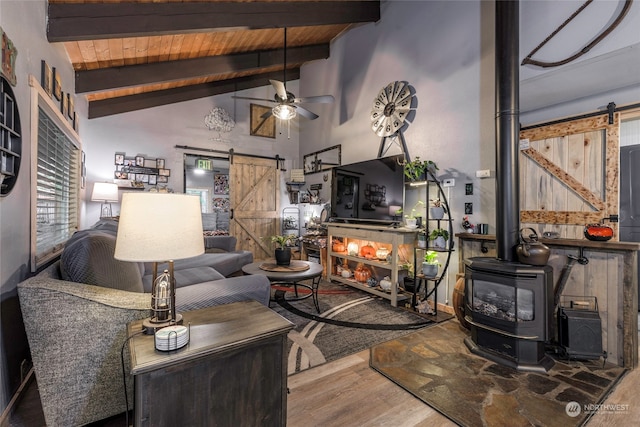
[201,212,218,231]
[60,230,144,293]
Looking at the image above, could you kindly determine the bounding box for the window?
[30,76,80,271]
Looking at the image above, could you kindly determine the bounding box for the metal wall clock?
[371,81,415,159]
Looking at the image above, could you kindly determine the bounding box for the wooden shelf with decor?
[326,223,416,307]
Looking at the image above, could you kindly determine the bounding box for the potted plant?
[399,260,417,292]
[422,250,441,278]
[429,198,447,219]
[269,234,298,265]
[403,157,426,181]
[429,228,449,249]
[398,200,424,228]
[403,157,438,182]
[461,215,475,233]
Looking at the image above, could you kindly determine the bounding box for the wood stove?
[464,257,555,372]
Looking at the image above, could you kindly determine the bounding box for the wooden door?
[229,155,281,258]
[519,113,620,239]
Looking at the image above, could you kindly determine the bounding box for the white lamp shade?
[91,182,119,202]
[114,193,204,262]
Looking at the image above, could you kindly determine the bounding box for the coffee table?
[242,260,323,312]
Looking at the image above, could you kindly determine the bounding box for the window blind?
[34,106,79,267]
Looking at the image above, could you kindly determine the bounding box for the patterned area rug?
[370,320,628,427]
[271,281,446,375]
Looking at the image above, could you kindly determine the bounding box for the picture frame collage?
[40,59,78,132]
[114,152,170,188]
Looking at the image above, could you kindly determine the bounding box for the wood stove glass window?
[472,280,535,322]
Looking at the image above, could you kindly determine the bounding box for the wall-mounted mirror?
[303,144,341,174]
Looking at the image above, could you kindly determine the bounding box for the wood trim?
[47,1,381,42]
[88,69,300,118]
[520,210,604,225]
[521,147,605,211]
[76,45,328,93]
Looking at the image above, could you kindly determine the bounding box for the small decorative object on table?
[461,215,474,233]
[268,234,298,266]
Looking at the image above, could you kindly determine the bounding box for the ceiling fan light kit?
[231,28,334,125]
[273,104,297,120]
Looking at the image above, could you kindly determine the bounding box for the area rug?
[271,281,444,375]
[370,320,628,427]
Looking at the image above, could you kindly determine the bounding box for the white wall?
[82,82,301,228]
[300,0,496,306]
[298,0,640,307]
[0,0,83,410]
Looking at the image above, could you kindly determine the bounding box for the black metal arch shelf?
[407,170,454,315]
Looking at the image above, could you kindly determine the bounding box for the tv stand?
[327,223,416,307]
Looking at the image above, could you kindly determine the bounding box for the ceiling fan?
[232,28,334,120]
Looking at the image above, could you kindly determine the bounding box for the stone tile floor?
[370,320,626,427]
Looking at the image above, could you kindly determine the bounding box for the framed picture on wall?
[249,103,276,138]
[156,158,165,169]
[40,60,53,97]
[214,174,229,195]
[149,175,157,185]
[52,67,62,101]
[157,175,168,183]
[115,153,125,165]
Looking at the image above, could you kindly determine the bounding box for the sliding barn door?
[229,155,281,258]
[519,113,620,239]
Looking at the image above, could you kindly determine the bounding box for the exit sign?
[196,159,213,170]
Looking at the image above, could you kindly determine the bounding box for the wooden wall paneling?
[519,113,619,239]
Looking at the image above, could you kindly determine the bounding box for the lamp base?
[142,313,183,335]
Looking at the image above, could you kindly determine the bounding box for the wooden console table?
[456,233,639,368]
[127,301,294,426]
[327,223,416,307]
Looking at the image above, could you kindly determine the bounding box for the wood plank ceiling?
[47,0,380,118]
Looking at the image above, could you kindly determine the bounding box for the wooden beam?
[76,45,328,93]
[88,69,300,119]
[520,210,603,225]
[48,1,380,42]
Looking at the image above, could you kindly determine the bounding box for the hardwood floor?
[288,349,640,427]
[287,350,455,427]
[8,327,640,426]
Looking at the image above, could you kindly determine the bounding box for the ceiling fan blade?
[270,79,288,101]
[231,95,275,103]
[295,106,319,120]
[293,95,335,104]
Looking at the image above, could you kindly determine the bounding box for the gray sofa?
[17,220,269,426]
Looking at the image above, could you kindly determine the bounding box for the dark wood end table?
[127,300,294,426]
[242,260,324,312]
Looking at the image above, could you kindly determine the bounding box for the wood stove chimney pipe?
[495,0,520,262]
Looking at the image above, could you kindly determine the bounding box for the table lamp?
[91,182,119,219]
[114,193,204,334]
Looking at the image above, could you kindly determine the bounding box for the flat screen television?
[330,154,405,224]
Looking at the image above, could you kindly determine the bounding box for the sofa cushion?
[60,230,144,293]
[175,275,271,310]
[201,212,218,231]
[142,266,225,293]
[171,252,253,277]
